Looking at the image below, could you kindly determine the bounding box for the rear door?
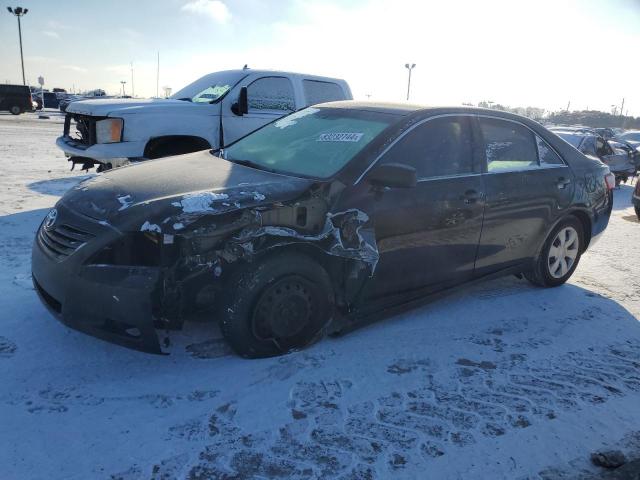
[222,76,296,145]
[474,116,574,276]
[365,115,485,297]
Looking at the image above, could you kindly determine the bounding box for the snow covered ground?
[0,112,639,480]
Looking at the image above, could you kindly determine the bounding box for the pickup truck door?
[221,76,297,146]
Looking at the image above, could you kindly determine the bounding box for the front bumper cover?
[31,205,165,354]
[56,135,146,163]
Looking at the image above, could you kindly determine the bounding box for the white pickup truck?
[56,69,352,170]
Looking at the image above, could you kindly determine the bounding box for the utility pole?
[566,101,570,112]
[6,6,29,85]
[156,52,160,98]
[404,63,416,101]
[620,98,625,117]
[130,62,134,97]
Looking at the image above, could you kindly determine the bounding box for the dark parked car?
[34,91,61,110]
[552,128,635,184]
[608,139,640,174]
[0,84,34,115]
[31,103,614,357]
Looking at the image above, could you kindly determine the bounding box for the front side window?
[479,118,538,172]
[596,138,613,157]
[223,107,398,178]
[247,77,295,112]
[378,116,474,179]
[303,80,346,106]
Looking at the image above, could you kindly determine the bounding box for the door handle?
[462,189,481,204]
[557,177,571,189]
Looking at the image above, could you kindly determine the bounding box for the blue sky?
[1,0,639,115]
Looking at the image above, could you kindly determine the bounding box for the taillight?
[604,172,616,190]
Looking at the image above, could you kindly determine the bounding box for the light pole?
[120,80,127,97]
[6,6,29,85]
[404,63,415,101]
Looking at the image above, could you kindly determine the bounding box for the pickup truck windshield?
[171,71,246,103]
[222,107,398,178]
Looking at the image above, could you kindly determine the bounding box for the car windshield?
[170,71,247,103]
[618,131,640,142]
[221,107,398,178]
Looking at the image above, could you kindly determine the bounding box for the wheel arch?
[566,209,592,252]
[144,135,211,159]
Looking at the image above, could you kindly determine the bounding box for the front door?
[221,76,297,146]
[363,115,485,298]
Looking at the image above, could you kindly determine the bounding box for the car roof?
[314,101,548,122]
[212,68,349,84]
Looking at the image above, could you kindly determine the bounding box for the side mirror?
[231,86,248,116]
[367,163,417,189]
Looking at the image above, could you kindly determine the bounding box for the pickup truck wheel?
[525,217,583,288]
[9,105,21,115]
[219,252,334,358]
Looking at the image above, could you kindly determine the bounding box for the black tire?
[9,105,21,115]
[220,252,334,358]
[635,206,640,221]
[525,216,584,288]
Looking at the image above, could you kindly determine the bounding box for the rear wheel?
[219,252,334,358]
[635,206,640,221]
[9,105,21,115]
[525,217,583,287]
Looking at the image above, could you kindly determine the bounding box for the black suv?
[0,84,33,115]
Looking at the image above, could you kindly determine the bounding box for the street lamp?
[404,63,416,101]
[6,6,29,85]
[120,80,127,97]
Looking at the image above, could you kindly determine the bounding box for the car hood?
[60,151,314,229]
[66,98,207,117]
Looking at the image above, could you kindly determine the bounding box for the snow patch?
[172,192,229,213]
[140,221,161,233]
[117,194,133,211]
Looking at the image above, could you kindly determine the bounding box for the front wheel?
[525,217,584,288]
[219,252,334,358]
[9,105,21,115]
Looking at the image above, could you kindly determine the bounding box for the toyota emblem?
[44,208,58,230]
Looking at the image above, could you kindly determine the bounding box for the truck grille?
[38,223,95,261]
[63,114,97,147]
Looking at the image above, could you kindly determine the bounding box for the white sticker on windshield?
[317,132,364,142]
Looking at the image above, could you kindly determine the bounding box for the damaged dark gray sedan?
[32,102,614,357]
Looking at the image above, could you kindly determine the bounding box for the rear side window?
[479,118,538,172]
[379,116,474,179]
[536,136,564,166]
[247,77,295,112]
[303,80,345,106]
[579,137,597,156]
